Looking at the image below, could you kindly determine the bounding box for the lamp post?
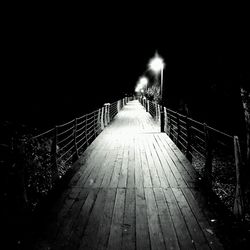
[148,52,165,132]
[148,52,165,103]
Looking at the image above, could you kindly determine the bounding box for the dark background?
[1,5,249,134]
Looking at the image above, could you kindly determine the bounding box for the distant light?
[135,76,148,93]
[139,76,148,87]
[135,86,141,92]
[148,52,165,73]
[141,89,144,93]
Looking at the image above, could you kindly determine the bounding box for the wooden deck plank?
[68,136,105,186]
[138,135,153,188]
[66,188,99,250]
[150,133,179,188]
[107,188,126,250]
[46,187,81,243]
[118,138,129,188]
[162,134,198,181]
[163,188,195,249]
[101,140,119,188]
[78,136,115,187]
[92,137,118,188]
[182,187,224,250]
[141,136,161,187]
[172,188,210,250]
[33,100,225,250]
[155,134,188,187]
[145,187,166,250]
[91,136,118,188]
[153,187,180,250]
[96,188,117,250]
[134,135,144,189]
[127,136,135,188]
[33,187,81,249]
[52,187,90,249]
[146,134,170,188]
[122,188,136,250]
[78,188,108,249]
[135,187,150,250]
[109,138,125,188]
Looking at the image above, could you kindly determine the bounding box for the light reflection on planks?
[34,101,224,250]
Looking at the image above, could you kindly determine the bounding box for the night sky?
[2,6,249,132]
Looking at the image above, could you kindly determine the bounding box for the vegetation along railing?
[22,97,132,210]
[139,96,245,219]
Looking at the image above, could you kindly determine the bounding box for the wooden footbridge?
[30,100,230,249]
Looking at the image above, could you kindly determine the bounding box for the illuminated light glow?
[135,76,148,93]
[139,76,148,87]
[148,52,165,73]
[135,86,141,92]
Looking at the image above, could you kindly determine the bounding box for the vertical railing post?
[160,106,165,133]
[164,107,167,133]
[97,108,101,132]
[117,100,120,113]
[73,118,79,162]
[104,103,107,126]
[158,104,161,122]
[51,126,59,180]
[93,112,97,138]
[169,113,173,140]
[104,103,110,125]
[104,103,110,126]
[186,117,192,162]
[108,103,110,124]
[233,135,245,219]
[154,103,156,118]
[101,106,105,130]
[204,123,213,186]
[177,113,180,147]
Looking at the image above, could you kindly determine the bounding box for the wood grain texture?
[33,101,224,250]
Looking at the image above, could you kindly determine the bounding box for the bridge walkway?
[34,100,224,250]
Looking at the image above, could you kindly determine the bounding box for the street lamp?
[148,52,165,102]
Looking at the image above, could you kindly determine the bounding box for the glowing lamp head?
[148,52,165,74]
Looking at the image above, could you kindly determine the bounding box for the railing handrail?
[22,96,131,212]
[139,96,244,219]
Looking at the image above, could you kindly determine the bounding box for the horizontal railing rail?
[22,97,130,210]
[139,96,245,219]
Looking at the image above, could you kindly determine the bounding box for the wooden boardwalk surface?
[34,101,225,250]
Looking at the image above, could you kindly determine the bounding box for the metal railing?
[139,97,244,219]
[23,97,129,209]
